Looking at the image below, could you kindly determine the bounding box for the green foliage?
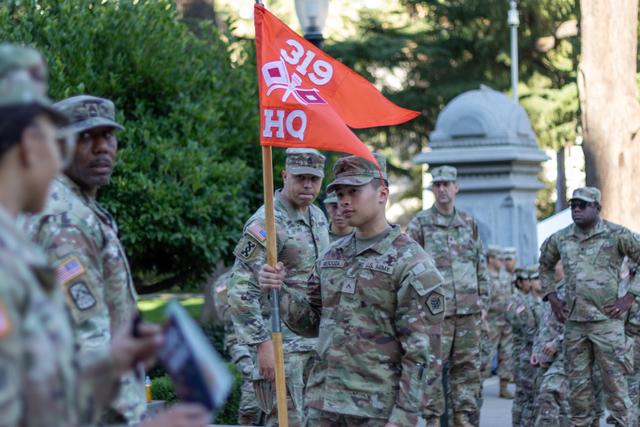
[150,375,178,403]
[0,0,279,290]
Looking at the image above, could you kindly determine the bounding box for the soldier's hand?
[604,292,635,319]
[548,292,567,323]
[140,403,210,427]
[110,317,163,375]
[542,341,558,357]
[530,353,539,367]
[257,339,276,381]
[259,262,285,291]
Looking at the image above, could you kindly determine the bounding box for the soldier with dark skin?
[259,154,445,427]
[540,187,640,426]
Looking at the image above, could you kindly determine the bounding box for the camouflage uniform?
[505,269,538,427]
[211,271,263,425]
[228,149,329,427]
[26,96,144,424]
[407,166,489,423]
[278,154,445,426]
[0,50,120,426]
[539,187,640,426]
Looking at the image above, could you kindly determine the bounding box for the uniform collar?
[429,205,466,228]
[275,189,312,226]
[58,174,114,225]
[570,219,606,240]
[338,224,400,256]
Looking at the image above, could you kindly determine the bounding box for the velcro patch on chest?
[425,291,444,316]
[0,300,12,338]
[362,260,393,275]
[321,259,345,268]
[68,281,97,311]
[56,256,85,285]
[341,279,356,294]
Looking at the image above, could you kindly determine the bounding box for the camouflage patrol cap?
[569,187,601,204]
[54,95,124,134]
[430,165,457,182]
[285,148,326,178]
[0,44,66,124]
[326,153,387,193]
[502,247,517,260]
[323,193,338,205]
[486,245,502,258]
[528,264,540,279]
[513,267,528,284]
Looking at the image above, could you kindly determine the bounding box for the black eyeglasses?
[570,200,592,210]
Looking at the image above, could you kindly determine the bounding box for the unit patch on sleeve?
[68,281,97,311]
[426,291,444,316]
[56,256,85,285]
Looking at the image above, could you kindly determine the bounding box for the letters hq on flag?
[254,4,419,163]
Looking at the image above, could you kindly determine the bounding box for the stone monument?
[413,85,548,265]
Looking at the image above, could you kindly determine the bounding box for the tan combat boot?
[453,412,474,427]
[499,379,514,399]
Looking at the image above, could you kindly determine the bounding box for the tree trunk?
[175,0,216,23]
[555,146,567,212]
[578,0,640,230]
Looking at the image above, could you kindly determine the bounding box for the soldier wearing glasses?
[539,187,640,427]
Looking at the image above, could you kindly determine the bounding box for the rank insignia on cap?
[0,300,12,338]
[247,223,267,243]
[68,281,96,311]
[426,291,444,316]
[56,256,85,285]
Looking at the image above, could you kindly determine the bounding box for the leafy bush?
[150,375,178,404]
[0,0,284,290]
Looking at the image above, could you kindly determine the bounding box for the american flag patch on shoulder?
[56,257,85,285]
[247,223,267,242]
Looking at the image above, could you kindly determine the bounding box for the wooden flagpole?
[256,1,287,422]
[261,145,289,426]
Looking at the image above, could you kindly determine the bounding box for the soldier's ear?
[378,184,389,204]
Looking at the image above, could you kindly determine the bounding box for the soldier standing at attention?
[485,245,514,399]
[211,271,263,425]
[407,165,489,427]
[228,148,329,426]
[0,43,209,427]
[539,187,640,427]
[259,153,445,427]
[322,192,354,241]
[26,95,145,424]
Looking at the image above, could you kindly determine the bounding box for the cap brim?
[569,196,597,203]
[68,117,125,134]
[287,166,324,178]
[326,175,374,193]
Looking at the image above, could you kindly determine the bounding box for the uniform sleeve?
[33,218,109,348]
[539,235,561,299]
[389,257,445,425]
[0,281,24,426]
[476,239,490,298]
[406,216,424,247]
[279,265,322,338]
[618,230,640,296]
[75,354,121,423]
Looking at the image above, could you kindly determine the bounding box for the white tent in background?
[537,208,572,252]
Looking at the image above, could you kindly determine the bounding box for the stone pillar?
[414,85,548,266]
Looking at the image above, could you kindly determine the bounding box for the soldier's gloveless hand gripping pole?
[262,144,289,427]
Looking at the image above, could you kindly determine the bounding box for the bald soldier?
[407,165,489,426]
[0,43,209,427]
[228,148,330,426]
[539,187,640,426]
[322,193,354,241]
[259,153,445,426]
[26,95,145,423]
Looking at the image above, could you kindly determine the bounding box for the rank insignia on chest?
[68,281,97,311]
[426,291,444,316]
[341,279,356,294]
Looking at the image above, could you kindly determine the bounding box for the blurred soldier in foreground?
[211,271,263,425]
[228,148,329,426]
[322,192,353,241]
[0,43,209,427]
[26,94,145,424]
[539,187,640,426]
[485,245,514,399]
[407,165,489,427]
[259,153,445,426]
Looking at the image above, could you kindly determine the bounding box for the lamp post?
[508,0,519,101]
[294,0,329,48]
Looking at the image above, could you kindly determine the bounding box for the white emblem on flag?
[262,58,327,106]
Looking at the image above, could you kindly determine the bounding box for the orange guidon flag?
[254,3,420,164]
